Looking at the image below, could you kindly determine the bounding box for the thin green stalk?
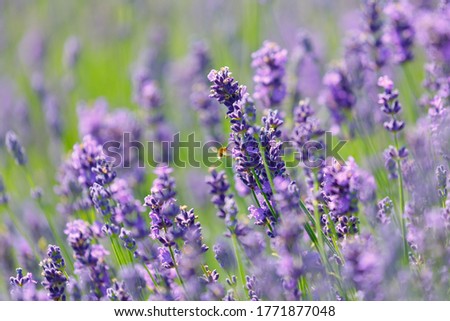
[109,235,124,267]
[21,167,74,272]
[1,204,40,262]
[142,263,160,294]
[298,276,312,300]
[258,142,275,193]
[231,233,246,289]
[251,187,274,234]
[250,168,278,219]
[298,199,343,261]
[161,222,187,294]
[168,244,187,295]
[393,133,409,264]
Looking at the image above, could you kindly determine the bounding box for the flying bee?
[217,146,228,158]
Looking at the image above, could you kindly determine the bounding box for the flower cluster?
[322,66,356,125]
[321,158,375,238]
[65,220,112,300]
[5,130,27,166]
[39,245,68,301]
[251,41,288,109]
[384,1,415,64]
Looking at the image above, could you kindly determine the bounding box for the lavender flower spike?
[107,280,132,301]
[40,245,68,301]
[5,130,27,166]
[322,66,356,125]
[0,175,9,204]
[251,41,288,109]
[384,1,415,64]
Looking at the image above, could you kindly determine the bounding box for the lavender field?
[0,0,449,301]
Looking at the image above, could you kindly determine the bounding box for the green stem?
[21,166,74,272]
[231,233,246,289]
[1,204,41,262]
[393,133,409,264]
[250,168,278,220]
[251,187,274,234]
[298,199,343,261]
[258,141,275,193]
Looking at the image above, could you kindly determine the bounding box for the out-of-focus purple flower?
[251,41,288,109]
[119,265,151,300]
[134,77,162,110]
[377,197,393,224]
[362,0,389,69]
[273,177,301,217]
[144,165,178,241]
[0,175,8,205]
[272,176,313,300]
[245,275,259,301]
[5,130,27,166]
[77,99,142,170]
[107,280,132,301]
[206,169,236,225]
[0,80,30,144]
[18,28,47,71]
[290,31,321,105]
[344,33,370,91]
[42,94,63,138]
[119,228,137,251]
[291,99,325,190]
[213,239,236,272]
[144,165,208,282]
[436,165,448,204]
[175,207,209,253]
[158,247,175,269]
[71,135,115,187]
[110,178,147,238]
[384,1,415,64]
[321,157,375,238]
[191,83,223,142]
[63,36,81,69]
[40,245,68,301]
[65,220,111,300]
[90,183,113,217]
[342,235,384,300]
[65,220,92,261]
[56,136,116,215]
[322,65,356,125]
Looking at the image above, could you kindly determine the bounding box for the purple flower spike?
[384,1,415,64]
[251,41,288,109]
[0,175,9,205]
[208,67,244,113]
[321,157,375,238]
[40,245,68,301]
[322,66,356,125]
[107,280,132,301]
[5,130,27,166]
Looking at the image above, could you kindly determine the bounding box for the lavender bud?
[5,131,27,166]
